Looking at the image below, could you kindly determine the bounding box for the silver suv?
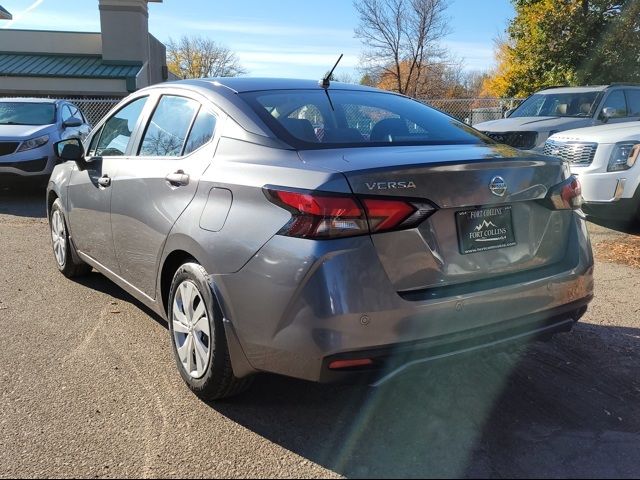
[0,98,91,187]
[475,84,640,150]
[47,78,594,400]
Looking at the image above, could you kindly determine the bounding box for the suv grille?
[0,142,19,157]
[482,131,538,150]
[543,140,598,166]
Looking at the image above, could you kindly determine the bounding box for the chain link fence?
[3,94,524,128]
[65,98,121,126]
[66,96,523,128]
[420,98,524,125]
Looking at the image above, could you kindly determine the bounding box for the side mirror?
[601,107,616,123]
[504,108,516,118]
[62,117,83,128]
[55,138,88,170]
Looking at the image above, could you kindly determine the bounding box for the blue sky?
[0,0,514,79]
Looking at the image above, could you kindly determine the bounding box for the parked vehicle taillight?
[547,175,583,210]
[264,187,436,239]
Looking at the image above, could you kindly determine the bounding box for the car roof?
[536,86,609,94]
[189,77,383,94]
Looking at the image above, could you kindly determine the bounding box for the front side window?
[241,89,489,149]
[95,97,148,157]
[183,109,217,155]
[601,90,628,118]
[139,95,200,157]
[625,90,640,117]
[87,126,103,157]
[61,105,73,123]
[0,102,56,125]
[510,91,600,118]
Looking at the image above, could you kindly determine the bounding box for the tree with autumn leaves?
[483,0,640,97]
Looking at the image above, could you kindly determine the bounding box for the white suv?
[545,123,640,224]
[476,84,640,151]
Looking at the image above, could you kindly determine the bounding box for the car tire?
[168,262,253,401]
[49,199,92,278]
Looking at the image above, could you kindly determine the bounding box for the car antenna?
[320,54,343,111]
[319,54,344,89]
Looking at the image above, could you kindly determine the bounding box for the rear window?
[0,102,56,126]
[240,89,490,149]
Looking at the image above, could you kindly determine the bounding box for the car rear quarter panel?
[161,137,352,277]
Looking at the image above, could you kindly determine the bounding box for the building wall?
[0,76,128,97]
[0,30,102,55]
[148,34,168,85]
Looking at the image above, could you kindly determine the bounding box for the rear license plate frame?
[456,205,517,255]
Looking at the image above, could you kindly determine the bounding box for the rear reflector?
[265,187,436,239]
[328,359,374,370]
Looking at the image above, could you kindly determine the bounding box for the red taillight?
[329,359,374,370]
[548,175,583,210]
[361,198,415,233]
[267,189,369,239]
[265,187,435,239]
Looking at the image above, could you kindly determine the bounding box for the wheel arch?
[158,243,257,379]
[47,189,58,218]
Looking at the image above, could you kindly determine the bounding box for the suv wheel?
[168,262,252,400]
[49,199,91,278]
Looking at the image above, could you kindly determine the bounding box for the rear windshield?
[510,91,600,118]
[241,89,491,149]
[0,102,56,126]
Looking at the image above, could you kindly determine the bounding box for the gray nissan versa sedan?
[47,78,594,400]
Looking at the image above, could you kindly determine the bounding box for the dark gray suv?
[47,78,594,400]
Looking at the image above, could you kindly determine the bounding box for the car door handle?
[98,175,111,188]
[165,170,190,187]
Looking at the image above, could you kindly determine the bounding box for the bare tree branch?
[167,35,247,79]
[354,0,450,95]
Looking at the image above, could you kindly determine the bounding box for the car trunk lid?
[298,144,572,293]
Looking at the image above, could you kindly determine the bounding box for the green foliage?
[484,0,640,97]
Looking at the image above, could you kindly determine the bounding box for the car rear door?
[67,95,150,273]
[109,92,220,299]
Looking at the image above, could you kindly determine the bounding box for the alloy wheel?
[51,210,67,267]
[172,280,211,379]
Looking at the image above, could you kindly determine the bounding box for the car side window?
[87,125,104,157]
[601,90,628,118]
[625,90,640,117]
[183,109,217,155]
[95,96,148,157]
[61,105,73,123]
[69,105,81,120]
[139,95,200,157]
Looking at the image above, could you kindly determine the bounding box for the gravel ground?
[1,191,639,479]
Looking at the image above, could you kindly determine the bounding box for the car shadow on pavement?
[588,217,640,236]
[209,323,640,478]
[0,189,47,218]
[74,272,168,330]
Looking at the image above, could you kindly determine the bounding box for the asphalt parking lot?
[1,190,639,479]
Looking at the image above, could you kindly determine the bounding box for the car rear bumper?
[213,214,594,383]
[577,173,640,222]
[321,298,590,384]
